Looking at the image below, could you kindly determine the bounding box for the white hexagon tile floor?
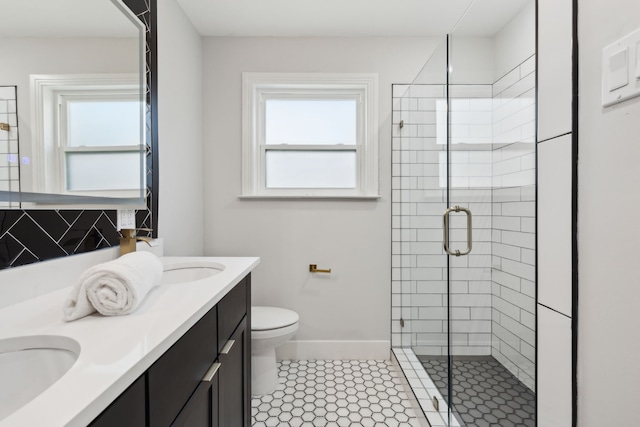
[251,360,422,427]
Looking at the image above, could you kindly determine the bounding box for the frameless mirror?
[0,0,146,209]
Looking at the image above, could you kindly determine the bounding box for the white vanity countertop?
[0,256,259,427]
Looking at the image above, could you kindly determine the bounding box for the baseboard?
[275,340,390,360]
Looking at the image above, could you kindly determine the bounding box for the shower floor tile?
[251,360,422,427]
[419,356,535,427]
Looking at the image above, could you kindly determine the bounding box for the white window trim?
[241,72,380,199]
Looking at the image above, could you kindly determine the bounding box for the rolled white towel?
[63,251,164,321]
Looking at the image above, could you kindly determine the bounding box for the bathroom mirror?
[0,0,146,208]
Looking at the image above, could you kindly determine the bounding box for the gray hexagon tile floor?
[251,360,421,427]
[419,356,535,427]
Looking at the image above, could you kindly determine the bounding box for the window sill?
[238,194,381,201]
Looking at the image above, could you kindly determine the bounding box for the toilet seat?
[252,306,299,331]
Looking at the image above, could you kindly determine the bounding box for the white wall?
[492,1,536,81]
[157,0,204,256]
[578,1,640,425]
[202,37,441,358]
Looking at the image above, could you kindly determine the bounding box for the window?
[30,74,145,198]
[58,92,142,193]
[241,73,379,198]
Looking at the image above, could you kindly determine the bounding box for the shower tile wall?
[391,84,494,357]
[490,55,536,390]
[0,86,19,209]
[392,56,536,389]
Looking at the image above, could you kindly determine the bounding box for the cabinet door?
[148,306,218,426]
[89,374,146,427]
[171,371,219,427]
[219,319,249,427]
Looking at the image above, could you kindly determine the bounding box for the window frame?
[241,73,379,199]
[30,74,145,199]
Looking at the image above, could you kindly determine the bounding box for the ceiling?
[176,0,531,38]
[0,0,530,39]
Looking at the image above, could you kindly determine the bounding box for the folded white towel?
[63,251,164,321]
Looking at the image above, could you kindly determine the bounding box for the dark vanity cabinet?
[89,375,146,427]
[89,275,251,427]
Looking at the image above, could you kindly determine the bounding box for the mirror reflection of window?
[30,74,145,199]
[60,94,142,192]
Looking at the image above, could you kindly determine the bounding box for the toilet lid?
[252,306,299,331]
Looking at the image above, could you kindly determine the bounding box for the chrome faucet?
[119,228,153,256]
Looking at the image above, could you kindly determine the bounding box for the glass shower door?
[443,32,496,424]
[444,1,537,424]
[393,1,537,426]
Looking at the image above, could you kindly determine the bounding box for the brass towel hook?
[309,264,331,273]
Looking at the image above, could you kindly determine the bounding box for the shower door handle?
[443,206,472,257]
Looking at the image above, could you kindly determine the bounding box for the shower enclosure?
[391,1,536,426]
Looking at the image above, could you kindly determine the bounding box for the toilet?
[251,306,299,396]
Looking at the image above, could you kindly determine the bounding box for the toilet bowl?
[251,306,299,396]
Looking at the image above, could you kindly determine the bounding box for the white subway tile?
[494,268,522,291]
[418,98,438,111]
[521,248,535,265]
[493,323,521,351]
[418,307,447,319]
[500,314,535,346]
[450,294,492,307]
[493,68,521,97]
[501,287,535,314]
[501,202,535,217]
[413,320,445,333]
[520,310,535,330]
[521,279,535,298]
[494,157,521,176]
[416,280,447,294]
[492,243,521,262]
[493,216,521,232]
[492,295,522,320]
[502,169,536,187]
[470,307,492,320]
[450,85,492,98]
[469,98,493,112]
[451,346,491,356]
[520,55,536,78]
[451,320,491,333]
[501,258,535,282]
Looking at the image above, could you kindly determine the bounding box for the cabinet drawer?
[89,374,145,427]
[217,277,248,352]
[148,306,217,426]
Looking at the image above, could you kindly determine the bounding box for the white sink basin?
[161,261,225,285]
[0,335,80,421]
